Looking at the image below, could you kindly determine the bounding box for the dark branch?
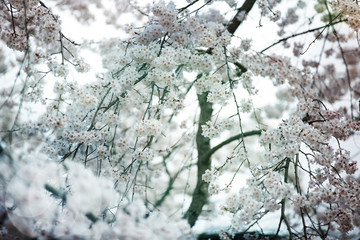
[179,0,200,12]
[198,129,262,164]
[227,0,257,35]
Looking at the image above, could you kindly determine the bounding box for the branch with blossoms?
[185,0,258,227]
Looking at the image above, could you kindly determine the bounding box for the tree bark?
[227,0,257,35]
[185,92,213,227]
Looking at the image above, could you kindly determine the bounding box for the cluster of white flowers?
[153,55,177,72]
[201,119,234,139]
[195,74,222,94]
[291,194,308,208]
[226,179,264,228]
[240,53,313,98]
[240,39,252,51]
[48,59,69,78]
[264,198,281,212]
[113,66,140,90]
[147,68,175,87]
[207,83,231,104]
[208,182,221,195]
[152,1,177,30]
[74,88,99,106]
[202,168,219,183]
[220,170,293,230]
[133,147,153,161]
[135,119,162,137]
[230,150,248,163]
[239,98,253,113]
[174,46,192,64]
[101,110,120,127]
[0,27,28,51]
[189,54,214,73]
[263,171,293,200]
[240,71,257,95]
[259,116,303,162]
[257,0,281,21]
[331,0,360,31]
[74,57,90,73]
[0,1,61,51]
[163,92,184,110]
[128,43,158,63]
[269,10,281,22]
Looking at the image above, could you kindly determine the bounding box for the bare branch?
[260,20,343,53]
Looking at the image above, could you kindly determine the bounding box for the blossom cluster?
[135,119,162,137]
[257,0,282,22]
[201,119,234,139]
[202,168,219,183]
[259,116,303,162]
[331,0,360,31]
[0,0,61,51]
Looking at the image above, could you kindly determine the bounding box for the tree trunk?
[185,92,213,227]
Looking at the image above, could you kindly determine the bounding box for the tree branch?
[227,0,257,35]
[198,129,262,164]
[260,20,343,53]
[183,1,259,227]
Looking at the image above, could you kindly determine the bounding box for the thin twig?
[261,20,343,53]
